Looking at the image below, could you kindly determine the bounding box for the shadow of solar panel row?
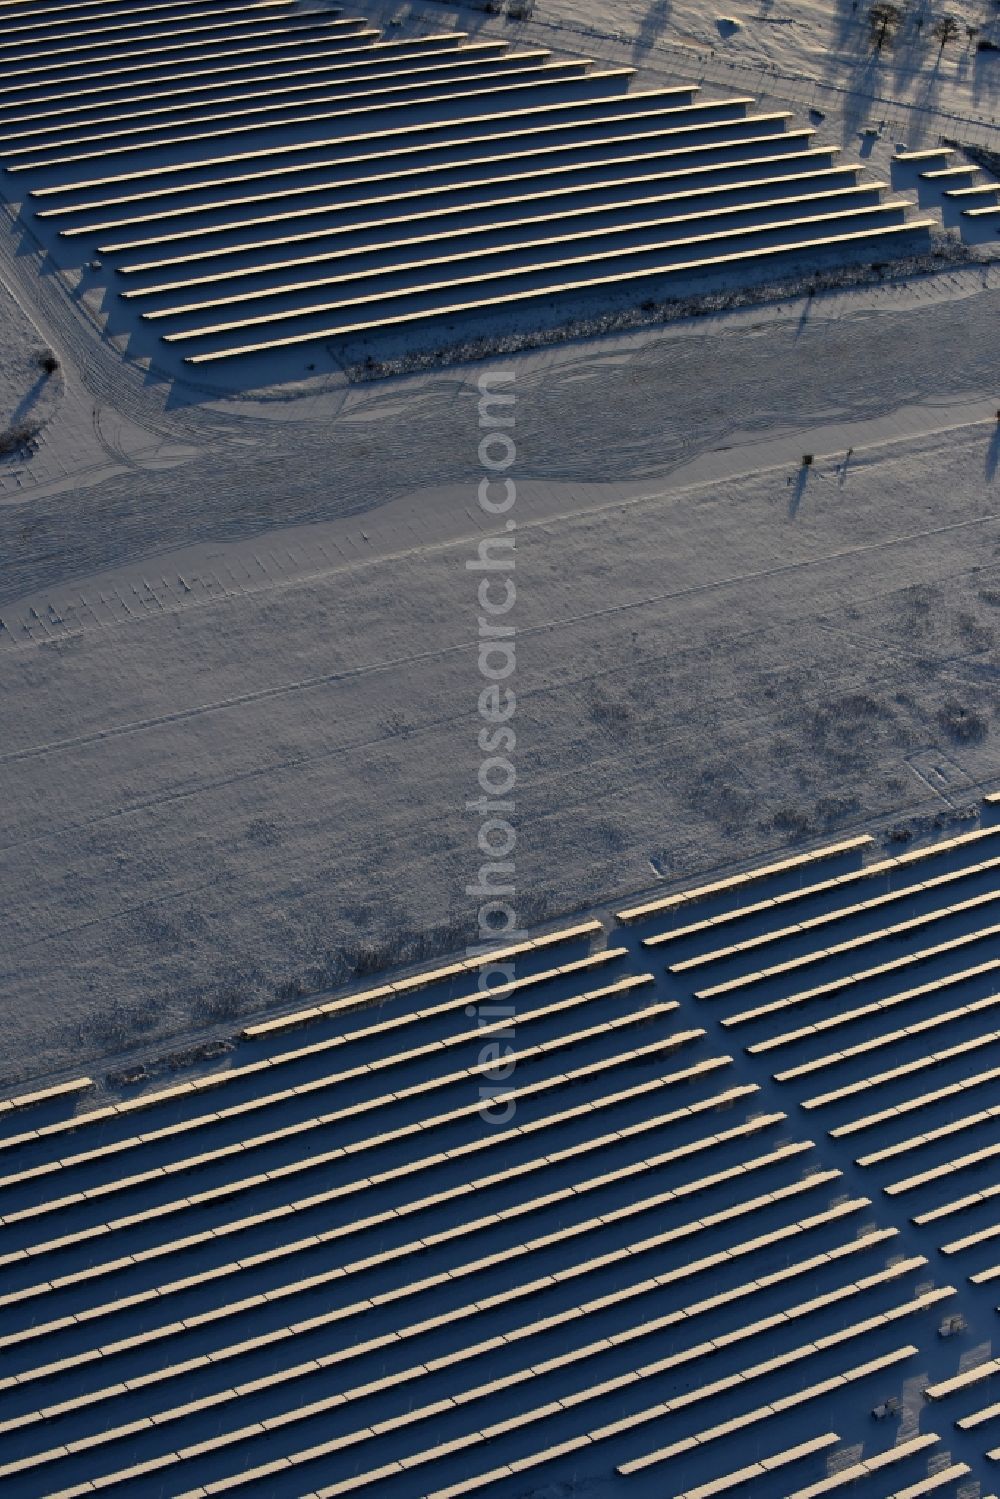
[0,0,936,372]
[890,149,1000,243]
[5,804,1000,1496]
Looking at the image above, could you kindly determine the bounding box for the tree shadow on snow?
[788,464,810,516]
[632,0,673,60]
[972,46,1000,110]
[795,294,815,338]
[5,372,48,434]
[838,50,885,143]
[987,422,1000,483]
[908,47,950,131]
[819,0,885,142]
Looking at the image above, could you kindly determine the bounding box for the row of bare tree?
[868,5,970,52]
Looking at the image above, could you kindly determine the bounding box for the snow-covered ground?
[2,269,999,1087]
[0,2,998,1090]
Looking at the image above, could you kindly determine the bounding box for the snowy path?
[1,400,998,1090]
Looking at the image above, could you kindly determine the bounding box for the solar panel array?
[0,0,937,374]
[2,797,1000,1497]
[892,148,1000,243]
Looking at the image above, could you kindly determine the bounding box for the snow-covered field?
[2,271,1000,1087]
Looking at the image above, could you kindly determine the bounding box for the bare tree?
[869,2,902,50]
[932,13,960,50]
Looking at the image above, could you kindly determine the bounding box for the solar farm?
[0,0,973,377]
[1,0,1000,1496]
[2,802,1000,1497]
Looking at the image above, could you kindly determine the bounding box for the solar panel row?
[1,3,935,371]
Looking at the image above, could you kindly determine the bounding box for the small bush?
[0,421,38,457]
[771,805,815,835]
[938,699,988,743]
